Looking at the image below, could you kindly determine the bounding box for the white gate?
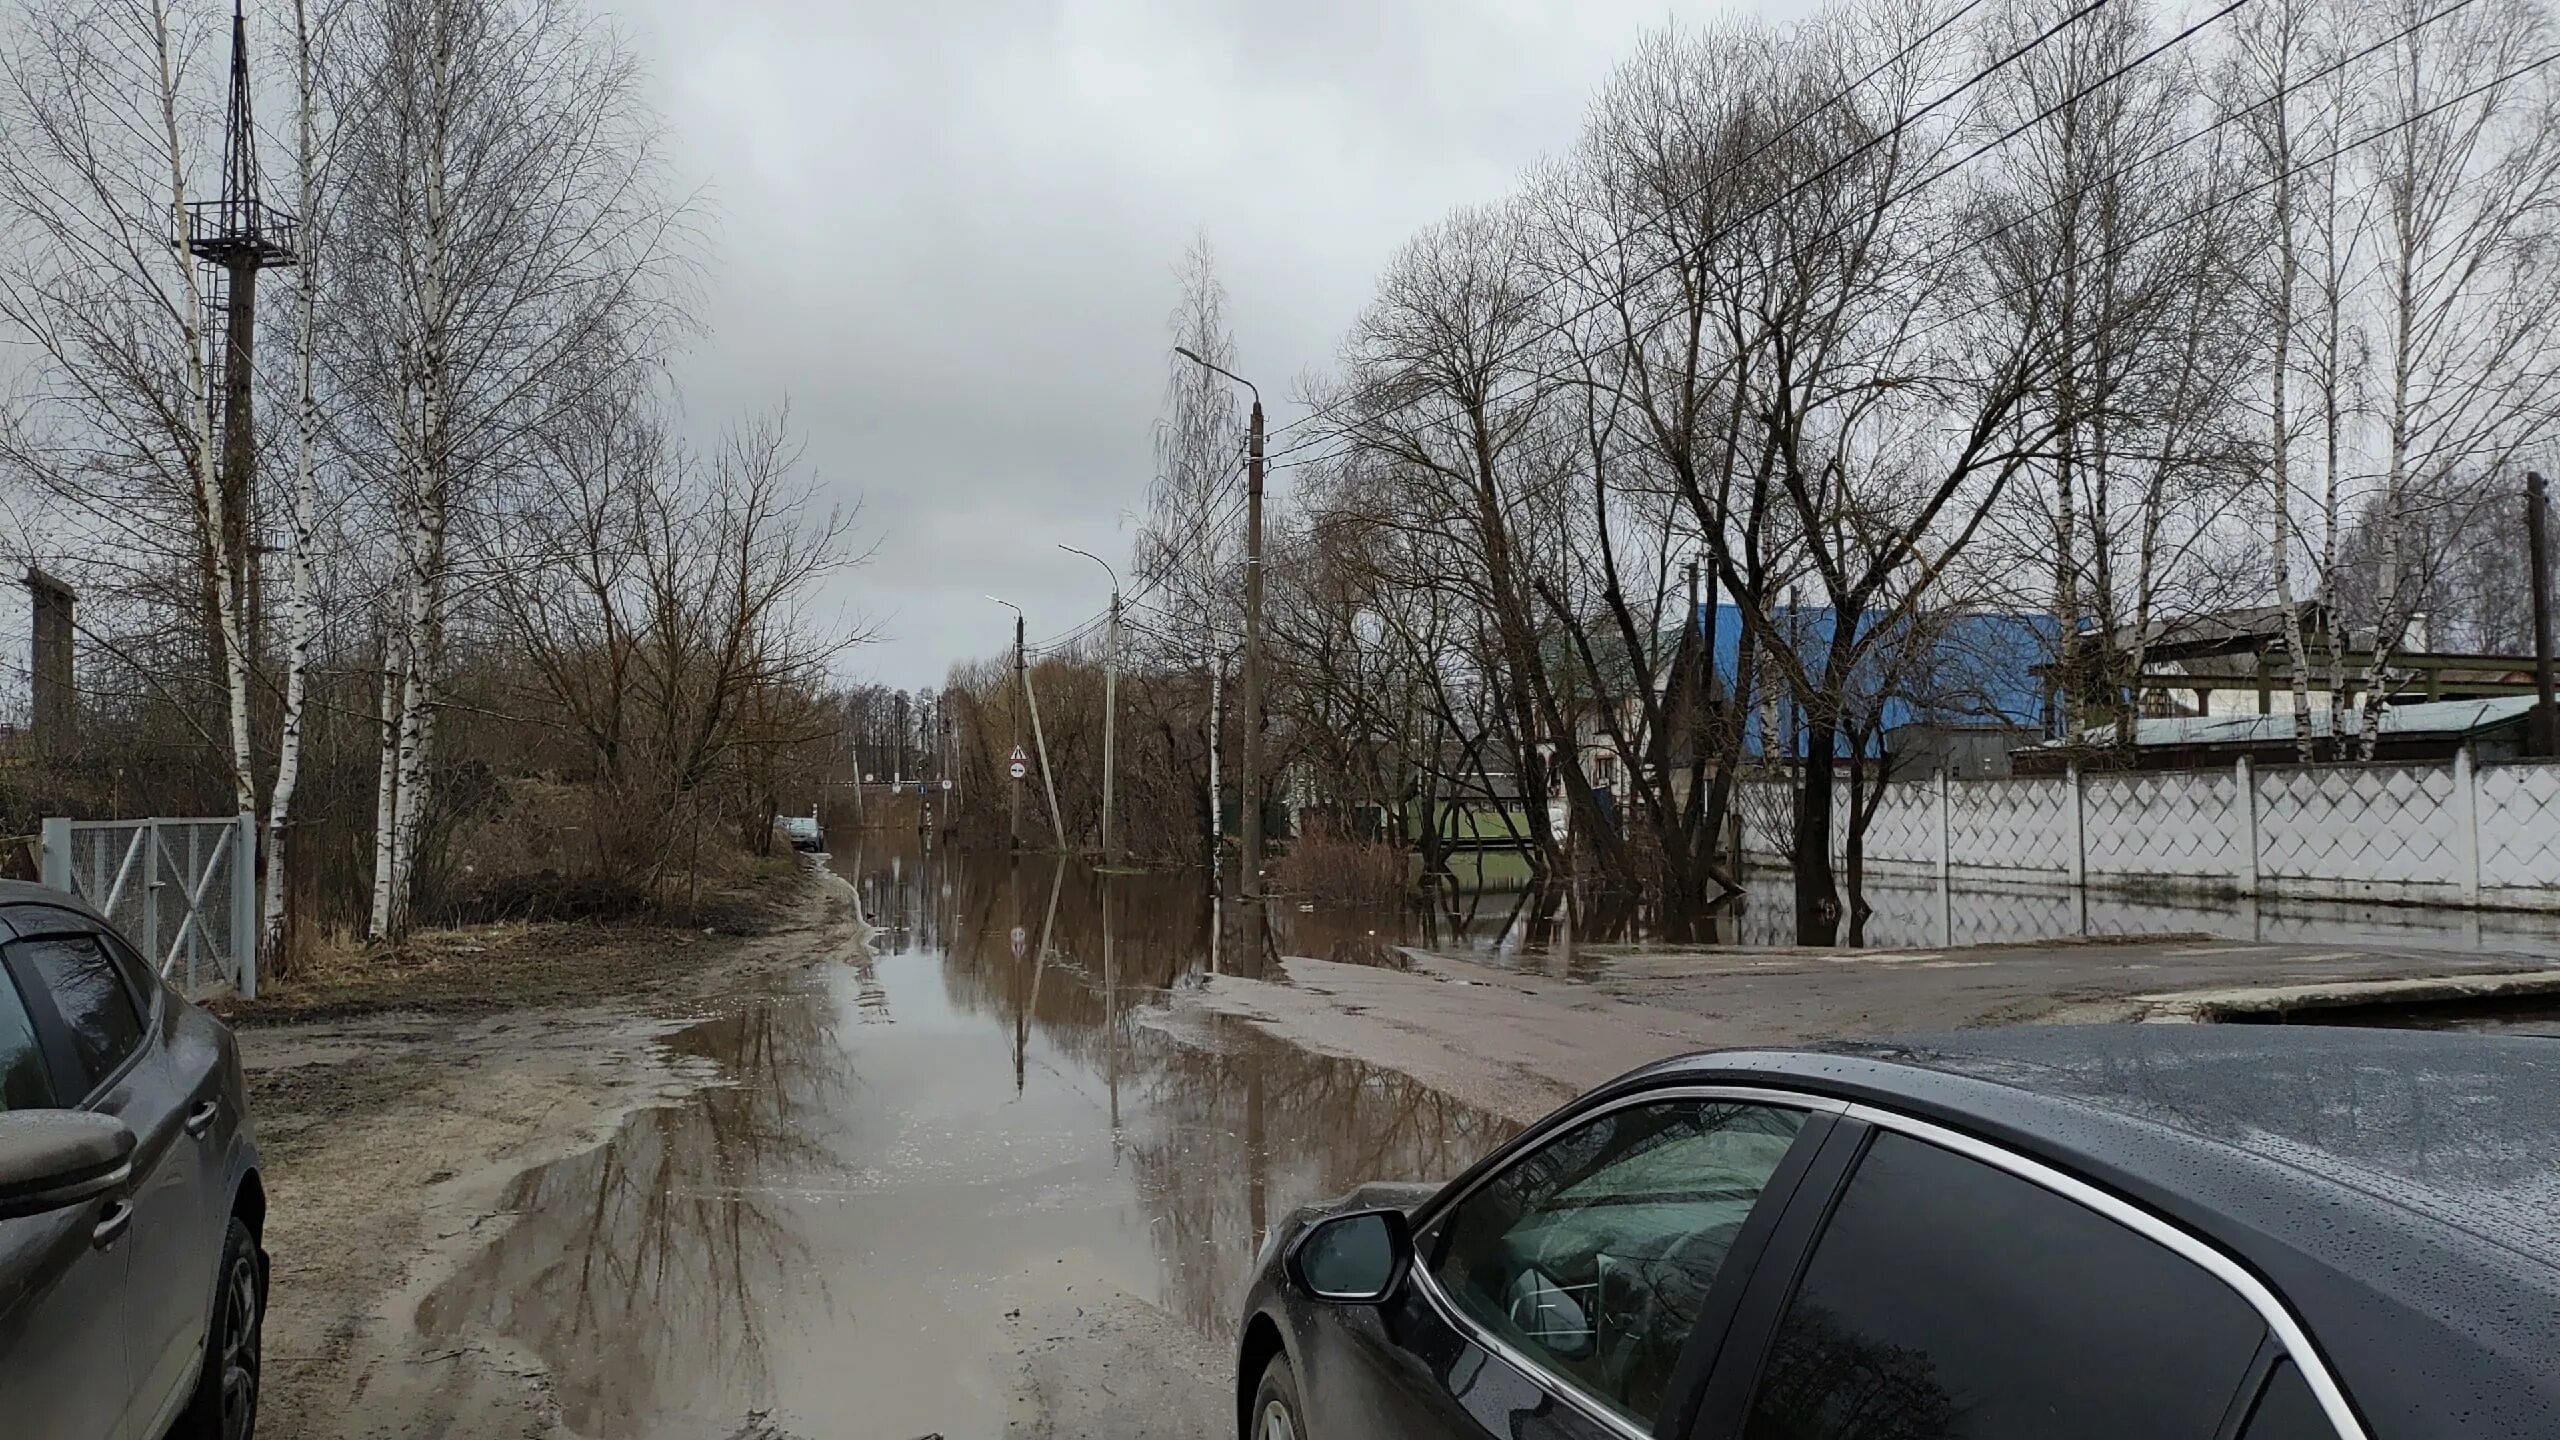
[37,815,258,998]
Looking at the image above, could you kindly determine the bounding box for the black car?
[1236,1025,2560,1440]
[0,881,269,1440]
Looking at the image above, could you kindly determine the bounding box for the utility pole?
[1242,390,1266,901]
[2530,473,2558,757]
[1175,346,1266,902]
[1103,587,1120,863]
[1062,545,1122,865]
[1006,607,1025,851]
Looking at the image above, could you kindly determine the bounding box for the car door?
[0,943,133,1440]
[7,921,205,1438]
[1696,1120,2289,1440]
[1314,1092,1835,1440]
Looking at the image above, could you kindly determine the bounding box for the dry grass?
[1271,817,1408,907]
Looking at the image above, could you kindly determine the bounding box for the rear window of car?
[1742,1130,2265,1440]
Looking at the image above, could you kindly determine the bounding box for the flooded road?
[413,840,1512,1439]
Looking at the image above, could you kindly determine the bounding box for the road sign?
[1009,744,1029,762]
[941,778,954,790]
[1009,926,1029,958]
[1009,759,1028,780]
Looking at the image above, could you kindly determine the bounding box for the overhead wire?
[1256,0,2016,452]
[1266,0,2521,484]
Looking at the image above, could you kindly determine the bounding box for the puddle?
[417,841,1513,1439]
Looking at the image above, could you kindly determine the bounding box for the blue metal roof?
[1697,603,2058,756]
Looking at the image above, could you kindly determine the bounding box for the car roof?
[1636,1025,2560,1438]
[0,880,102,927]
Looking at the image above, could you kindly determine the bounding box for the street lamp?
[1060,545,1122,865]
[1174,346,1267,903]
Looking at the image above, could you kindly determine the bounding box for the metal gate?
[37,815,259,999]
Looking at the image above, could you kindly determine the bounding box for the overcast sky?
[605,0,1801,690]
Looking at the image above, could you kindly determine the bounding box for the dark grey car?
[0,880,268,1440]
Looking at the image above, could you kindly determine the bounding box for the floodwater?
[1379,868,2560,964]
[413,839,1513,1440]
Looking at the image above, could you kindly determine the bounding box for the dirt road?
[242,876,867,1440]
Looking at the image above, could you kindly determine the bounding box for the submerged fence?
[1738,753,2560,911]
[38,814,258,997]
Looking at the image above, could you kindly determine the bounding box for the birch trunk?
[368,633,402,935]
[262,0,321,965]
[2264,34,2318,764]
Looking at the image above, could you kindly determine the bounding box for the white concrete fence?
[1738,754,2560,911]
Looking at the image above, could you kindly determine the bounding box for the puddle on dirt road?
[416,841,1513,1440]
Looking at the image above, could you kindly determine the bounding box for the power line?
[1260,0,2113,455]
[1274,5,2525,486]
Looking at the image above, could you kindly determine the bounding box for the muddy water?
[414,841,1513,1440]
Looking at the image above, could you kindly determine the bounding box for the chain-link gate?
[36,815,259,998]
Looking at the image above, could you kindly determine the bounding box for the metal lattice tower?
[186,0,297,650]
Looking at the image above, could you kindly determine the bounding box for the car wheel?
[172,1217,263,1440]
[1249,1351,1308,1440]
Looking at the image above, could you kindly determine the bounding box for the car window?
[1432,1099,1808,1428]
[0,970,56,1111]
[2237,1360,2336,1440]
[93,926,160,1009]
[10,934,146,1095]
[1742,1130,2264,1440]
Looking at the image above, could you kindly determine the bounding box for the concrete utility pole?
[995,598,1025,851]
[2530,473,2558,757]
[1061,545,1121,865]
[994,594,1066,850]
[1175,346,1265,901]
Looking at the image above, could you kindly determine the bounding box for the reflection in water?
[418,838,1515,1439]
[416,1001,846,1436]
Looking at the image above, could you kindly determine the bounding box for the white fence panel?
[1732,755,2560,913]
[1945,776,2072,878]
[37,815,258,998]
[2479,761,2560,901]
[2255,763,2465,897]
[2082,768,2243,882]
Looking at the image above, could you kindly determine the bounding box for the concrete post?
[39,816,71,892]
[2453,746,2481,906]
[1936,767,1951,886]
[2234,757,2260,898]
[233,813,259,998]
[2066,762,2087,888]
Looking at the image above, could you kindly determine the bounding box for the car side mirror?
[0,1112,135,1221]
[1286,1208,1414,1305]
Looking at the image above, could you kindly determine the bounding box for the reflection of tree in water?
[1122,1020,1519,1339]
[835,840,1524,1343]
[415,998,847,1435]
[1743,1303,1960,1440]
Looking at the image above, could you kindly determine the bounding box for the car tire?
[171,1216,263,1440]
[1249,1351,1309,1440]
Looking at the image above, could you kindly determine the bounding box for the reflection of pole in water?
[1245,1050,1267,1252]
[1010,855,1026,1095]
[1103,872,1119,1134]
[1023,858,1066,1091]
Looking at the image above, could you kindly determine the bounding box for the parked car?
[0,880,268,1440]
[1236,1025,2560,1440]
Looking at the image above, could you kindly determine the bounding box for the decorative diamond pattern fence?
[1735,756,2560,912]
[2084,769,2241,881]
[2478,762,2560,900]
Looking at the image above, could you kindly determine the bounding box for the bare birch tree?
[328,0,696,936]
